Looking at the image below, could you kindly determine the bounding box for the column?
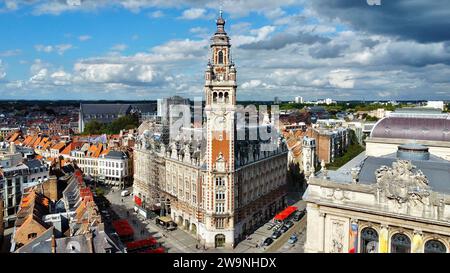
[304,208,326,253]
[379,224,389,253]
[319,212,326,252]
[412,230,424,253]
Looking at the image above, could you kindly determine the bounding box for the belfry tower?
[203,10,237,248]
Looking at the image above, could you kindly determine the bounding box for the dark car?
[280,226,289,233]
[293,210,306,221]
[271,230,282,239]
[285,221,294,229]
[263,237,274,246]
[267,222,276,230]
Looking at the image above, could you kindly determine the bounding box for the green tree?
[83,120,105,135]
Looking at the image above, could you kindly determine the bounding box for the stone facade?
[304,159,450,253]
[133,13,288,249]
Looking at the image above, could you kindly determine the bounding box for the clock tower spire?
[204,10,237,247]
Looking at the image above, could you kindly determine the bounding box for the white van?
[121,190,130,197]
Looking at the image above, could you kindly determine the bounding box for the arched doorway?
[360,228,379,253]
[391,233,411,253]
[191,223,197,235]
[425,240,447,253]
[184,219,190,230]
[177,216,183,226]
[215,234,226,248]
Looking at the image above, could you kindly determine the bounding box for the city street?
[104,186,307,253]
[104,186,203,253]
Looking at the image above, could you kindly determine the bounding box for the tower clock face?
[213,116,226,131]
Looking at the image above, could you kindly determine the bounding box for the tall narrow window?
[218,51,224,64]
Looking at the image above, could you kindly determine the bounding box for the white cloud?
[0,60,6,79]
[78,35,92,41]
[179,8,206,20]
[55,44,73,55]
[241,80,262,89]
[35,44,73,55]
[328,69,355,89]
[111,44,128,51]
[149,10,164,18]
[50,70,72,85]
[232,25,276,47]
[74,62,162,84]
[0,49,21,57]
[35,44,54,53]
[4,1,18,11]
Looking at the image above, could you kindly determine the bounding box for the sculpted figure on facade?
[375,160,431,205]
[330,220,344,253]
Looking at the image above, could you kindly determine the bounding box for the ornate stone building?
[133,12,288,249]
[303,144,450,253]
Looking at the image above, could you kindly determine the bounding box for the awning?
[112,219,134,237]
[274,206,297,221]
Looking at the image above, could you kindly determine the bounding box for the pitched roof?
[80,103,131,115]
[51,141,66,151]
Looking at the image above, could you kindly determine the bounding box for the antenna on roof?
[219,0,223,17]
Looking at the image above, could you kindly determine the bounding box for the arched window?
[213,92,217,103]
[224,92,229,103]
[391,233,411,253]
[218,92,223,102]
[425,240,447,253]
[218,51,224,64]
[360,227,379,253]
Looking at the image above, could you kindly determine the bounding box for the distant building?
[295,96,304,104]
[426,101,445,111]
[0,127,20,140]
[10,170,124,253]
[366,108,450,161]
[78,103,157,133]
[0,143,29,226]
[157,96,190,123]
[23,159,50,189]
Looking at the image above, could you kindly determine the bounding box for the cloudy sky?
[0,0,449,101]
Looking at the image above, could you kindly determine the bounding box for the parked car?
[121,190,130,197]
[263,237,274,246]
[285,221,294,229]
[280,226,289,233]
[288,235,298,244]
[267,223,276,230]
[293,210,306,221]
[271,230,282,239]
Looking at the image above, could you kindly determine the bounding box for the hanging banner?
[349,222,358,253]
[379,227,389,253]
[412,233,423,253]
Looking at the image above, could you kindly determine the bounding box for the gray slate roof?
[80,104,131,115]
[24,159,46,169]
[358,155,450,194]
[105,150,127,159]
